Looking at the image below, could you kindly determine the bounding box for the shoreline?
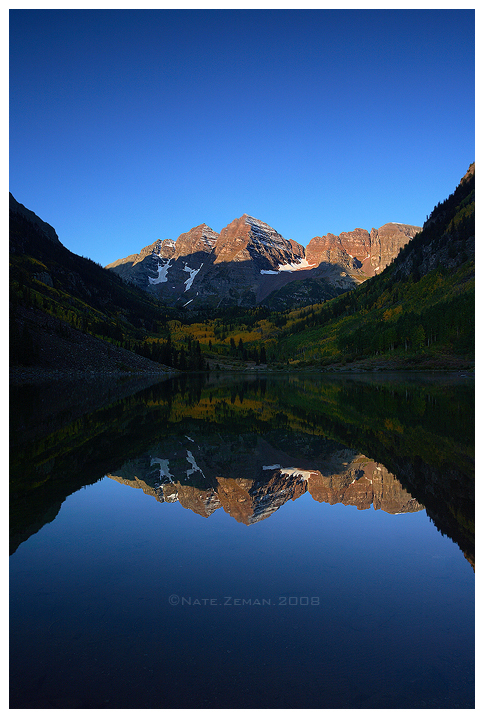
[9,366,178,385]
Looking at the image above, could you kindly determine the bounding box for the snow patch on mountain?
[278,258,315,271]
[280,467,313,481]
[186,450,204,478]
[149,260,172,284]
[183,263,203,291]
[151,457,173,481]
[260,258,316,275]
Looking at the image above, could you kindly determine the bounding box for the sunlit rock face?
[173,224,219,259]
[106,215,308,307]
[214,214,306,268]
[106,214,421,309]
[306,223,421,279]
[108,473,162,502]
[192,214,309,306]
[369,223,421,275]
[306,228,370,272]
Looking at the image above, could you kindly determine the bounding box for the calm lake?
[10,371,475,709]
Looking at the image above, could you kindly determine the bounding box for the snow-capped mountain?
[106,214,421,310]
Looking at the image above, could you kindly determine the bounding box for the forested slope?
[273,164,474,369]
[9,195,181,373]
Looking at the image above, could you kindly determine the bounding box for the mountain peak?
[174,223,219,258]
[243,214,272,229]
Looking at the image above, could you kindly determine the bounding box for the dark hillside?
[394,162,475,280]
[9,195,177,378]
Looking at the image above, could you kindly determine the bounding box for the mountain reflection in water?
[108,441,423,524]
[10,371,474,564]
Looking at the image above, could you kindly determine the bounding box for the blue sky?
[9,8,475,267]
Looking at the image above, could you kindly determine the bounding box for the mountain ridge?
[106,213,421,310]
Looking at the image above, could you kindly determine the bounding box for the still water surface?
[10,372,474,709]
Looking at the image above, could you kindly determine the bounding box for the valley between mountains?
[10,163,474,379]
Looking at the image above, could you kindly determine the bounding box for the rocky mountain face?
[370,223,421,272]
[308,456,422,513]
[213,214,305,266]
[305,223,421,277]
[106,213,421,310]
[107,435,423,525]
